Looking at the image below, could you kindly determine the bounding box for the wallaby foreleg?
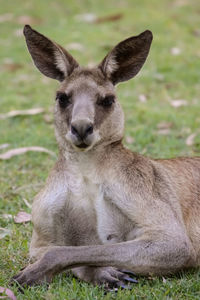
[12,235,195,287]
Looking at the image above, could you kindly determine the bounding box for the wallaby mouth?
[76,142,89,149]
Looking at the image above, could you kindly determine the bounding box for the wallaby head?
[23,25,153,152]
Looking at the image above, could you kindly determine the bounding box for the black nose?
[71,121,93,140]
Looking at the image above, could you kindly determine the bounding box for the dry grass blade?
[0,146,56,160]
[185,133,197,146]
[1,214,13,220]
[0,108,44,119]
[157,122,173,130]
[2,62,23,72]
[67,42,85,51]
[170,99,188,108]
[75,13,97,23]
[0,13,13,23]
[16,15,42,25]
[0,227,12,239]
[170,47,181,56]
[22,198,32,209]
[157,128,171,135]
[95,13,123,23]
[14,211,31,223]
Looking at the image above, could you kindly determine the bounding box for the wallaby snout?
[71,120,94,149]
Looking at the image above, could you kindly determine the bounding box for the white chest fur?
[95,189,134,244]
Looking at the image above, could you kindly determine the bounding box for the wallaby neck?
[59,139,126,181]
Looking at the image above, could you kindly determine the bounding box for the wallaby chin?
[13,27,200,289]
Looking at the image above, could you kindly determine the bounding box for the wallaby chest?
[66,170,132,245]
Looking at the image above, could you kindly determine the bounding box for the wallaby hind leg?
[72,266,138,290]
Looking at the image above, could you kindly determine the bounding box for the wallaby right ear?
[23,25,79,81]
[99,30,153,85]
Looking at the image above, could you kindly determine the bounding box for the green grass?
[1,0,200,298]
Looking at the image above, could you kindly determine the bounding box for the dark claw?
[119,269,137,277]
[123,276,138,284]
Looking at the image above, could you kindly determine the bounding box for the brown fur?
[12,25,200,288]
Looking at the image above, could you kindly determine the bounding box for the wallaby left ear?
[23,25,79,81]
[99,30,153,85]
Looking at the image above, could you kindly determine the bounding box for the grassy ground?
[0,0,200,299]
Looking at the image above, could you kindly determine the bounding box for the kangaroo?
[12,25,200,289]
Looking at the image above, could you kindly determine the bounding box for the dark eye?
[97,95,115,108]
[56,92,71,108]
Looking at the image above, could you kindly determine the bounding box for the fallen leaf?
[185,133,197,146]
[0,146,56,160]
[0,13,13,23]
[95,13,123,23]
[67,42,84,52]
[173,0,189,7]
[17,15,42,25]
[0,227,12,239]
[2,63,23,72]
[165,82,178,90]
[75,13,97,23]
[157,128,171,135]
[157,122,173,130]
[125,136,135,144]
[76,12,123,24]
[0,287,17,300]
[170,47,181,56]
[0,144,10,150]
[170,99,188,108]
[14,211,31,223]
[138,94,147,103]
[0,108,44,119]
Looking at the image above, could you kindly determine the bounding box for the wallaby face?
[23,25,153,151]
[54,68,124,151]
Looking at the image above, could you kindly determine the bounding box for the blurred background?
[0,0,200,297]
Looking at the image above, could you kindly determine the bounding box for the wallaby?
[12,25,200,289]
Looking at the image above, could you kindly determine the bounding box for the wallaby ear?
[23,25,79,81]
[99,30,153,85]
